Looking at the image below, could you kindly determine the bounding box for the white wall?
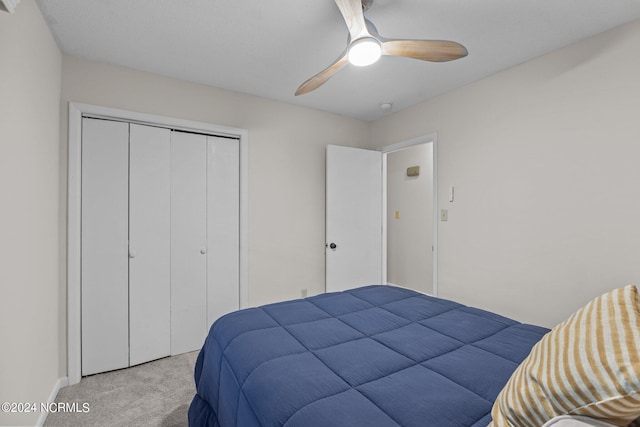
[371,19,640,328]
[386,144,434,294]
[58,55,370,377]
[0,0,62,425]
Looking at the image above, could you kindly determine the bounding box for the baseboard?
[36,377,68,426]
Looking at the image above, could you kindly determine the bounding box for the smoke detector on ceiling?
[0,0,21,13]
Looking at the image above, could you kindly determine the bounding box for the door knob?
[328,243,337,250]
[200,248,207,255]
[129,249,136,259]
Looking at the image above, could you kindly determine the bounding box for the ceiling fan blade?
[334,0,369,39]
[381,39,468,62]
[295,50,349,96]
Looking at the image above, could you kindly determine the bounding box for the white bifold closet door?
[82,117,240,374]
[170,132,241,354]
[82,119,172,375]
[81,118,129,376]
[170,131,208,355]
[128,124,171,366]
[206,136,240,329]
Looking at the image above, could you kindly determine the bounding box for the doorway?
[382,134,437,296]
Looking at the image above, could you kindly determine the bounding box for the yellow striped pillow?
[490,285,640,427]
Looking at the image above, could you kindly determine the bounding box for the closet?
[81,117,239,376]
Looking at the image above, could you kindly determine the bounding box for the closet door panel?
[129,124,171,366]
[171,131,208,355]
[81,118,130,376]
[207,136,240,327]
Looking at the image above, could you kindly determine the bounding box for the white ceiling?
[36,0,640,121]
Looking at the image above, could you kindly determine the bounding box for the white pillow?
[542,415,620,427]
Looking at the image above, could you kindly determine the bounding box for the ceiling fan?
[295,0,468,96]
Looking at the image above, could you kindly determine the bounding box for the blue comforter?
[188,285,548,427]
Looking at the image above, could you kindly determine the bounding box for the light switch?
[395,211,400,219]
[440,209,448,222]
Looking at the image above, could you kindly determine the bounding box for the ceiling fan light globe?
[348,37,382,66]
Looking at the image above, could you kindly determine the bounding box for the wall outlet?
[301,288,308,298]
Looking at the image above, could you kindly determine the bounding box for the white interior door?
[206,136,240,328]
[326,145,383,292]
[81,118,129,376]
[128,124,171,366]
[171,131,208,355]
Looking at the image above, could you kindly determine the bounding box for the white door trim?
[67,102,249,385]
[380,133,438,296]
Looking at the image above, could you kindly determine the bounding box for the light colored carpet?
[44,351,199,427]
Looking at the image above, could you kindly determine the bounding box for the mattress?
[188,285,548,427]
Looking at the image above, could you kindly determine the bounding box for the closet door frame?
[67,102,249,385]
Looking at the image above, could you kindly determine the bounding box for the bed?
[188,285,549,427]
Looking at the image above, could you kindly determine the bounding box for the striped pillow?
[490,285,640,427]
